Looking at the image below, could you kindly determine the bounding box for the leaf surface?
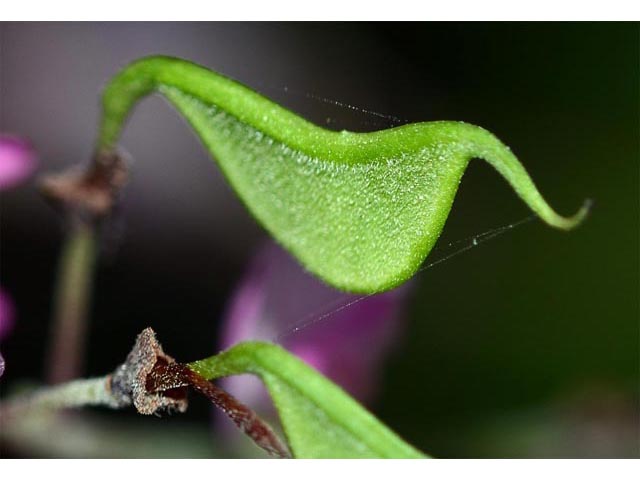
[98,56,588,292]
[189,342,426,458]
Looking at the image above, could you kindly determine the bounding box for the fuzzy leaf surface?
[98,56,587,292]
[189,342,426,458]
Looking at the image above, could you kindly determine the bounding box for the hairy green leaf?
[189,342,425,458]
[97,56,588,293]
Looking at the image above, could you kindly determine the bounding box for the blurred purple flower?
[0,135,37,190]
[0,134,38,377]
[219,241,411,412]
[0,290,17,377]
[0,289,16,341]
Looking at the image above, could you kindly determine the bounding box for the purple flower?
[219,241,410,411]
[0,289,16,377]
[0,134,38,377]
[0,135,37,190]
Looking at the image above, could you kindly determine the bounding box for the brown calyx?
[108,328,290,457]
[107,328,188,415]
[39,150,128,221]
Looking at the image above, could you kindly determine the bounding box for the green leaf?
[189,341,426,458]
[97,55,588,293]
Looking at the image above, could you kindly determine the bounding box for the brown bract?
[39,150,128,220]
[107,328,189,415]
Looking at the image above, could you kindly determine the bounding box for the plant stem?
[1,410,215,458]
[2,328,182,421]
[45,220,97,384]
[0,376,117,419]
[39,150,128,384]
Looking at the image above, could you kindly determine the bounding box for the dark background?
[1,22,638,458]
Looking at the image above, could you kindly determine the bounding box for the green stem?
[46,220,97,384]
[1,411,215,458]
[0,376,117,419]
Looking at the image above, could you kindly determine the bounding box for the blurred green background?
[1,22,638,458]
[375,23,639,458]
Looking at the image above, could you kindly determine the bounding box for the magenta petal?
[220,241,410,405]
[0,288,15,341]
[0,288,15,379]
[0,135,38,190]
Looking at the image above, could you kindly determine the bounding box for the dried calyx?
[108,328,291,458]
[39,149,128,222]
[108,327,188,415]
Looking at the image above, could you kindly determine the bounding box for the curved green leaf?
[189,342,425,458]
[97,56,588,293]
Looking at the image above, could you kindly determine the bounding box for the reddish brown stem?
[147,363,291,459]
